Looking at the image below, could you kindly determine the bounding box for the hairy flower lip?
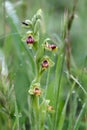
[43,42,57,51]
[26,36,35,44]
[48,44,57,50]
[48,106,53,111]
[34,87,41,96]
[41,56,55,70]
[47,105,54,113]
[42,60,49,69]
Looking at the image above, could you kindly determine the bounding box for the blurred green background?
[0,0,87,66]
[0,0,87,130]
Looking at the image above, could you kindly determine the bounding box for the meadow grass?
[0,0,87,130]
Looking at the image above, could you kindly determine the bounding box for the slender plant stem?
[45,68,50,98]
[32,96,39,130]
[74,102,87,130]
[58,81,76,130]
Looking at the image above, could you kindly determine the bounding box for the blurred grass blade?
[5,1,20,31]
[58,81,76,130]
[13,99,20,130]
[4,1,35,111]
[70,74,87,95]
[67,93,78,130]
[74,102,86,130]
[65,72,87,95]
[53,45,65,130]
[0,50,8,76]
[5,1,34,66]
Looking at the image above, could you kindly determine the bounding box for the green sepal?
[36,9,43,19]
[28,82,40,95]
[42,38,51,44]
[28,88,34,95]
[26,31,33,35]
[42,38,58,52]
[32,9,43,26]
[22,31,33,42]
[42,42,58,52]
[34,19,41,34]
[30,82,40,89]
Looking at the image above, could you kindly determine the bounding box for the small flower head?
[34,87,41,96]
[47,105,54,113]
[43,42,58,52]
[28,83,41,96]
[28,87,41,96]
[41,56,54,70]
[26,35,35,44]
[48,44,57,50]
[48,105,53,111]
[42,60,49,69]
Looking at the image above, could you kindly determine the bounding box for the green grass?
[0,0,87,130]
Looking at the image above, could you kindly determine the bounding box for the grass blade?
[74,102,86,130]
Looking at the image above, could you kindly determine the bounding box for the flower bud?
[22,20,32,28]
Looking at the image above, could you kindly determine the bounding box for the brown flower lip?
[26,36,34,44]
[42,60,49,68]
[48,44,57,50]
[34,87,41,96]
[48,105,54,111]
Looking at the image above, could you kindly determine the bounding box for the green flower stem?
[29,50,41,130]
[39,100,48,130]
[22,9,54,130]
[31,95,40,130]
[39,111,46,130]
[34,56,41,83]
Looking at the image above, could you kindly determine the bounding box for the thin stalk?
[67,93,78,130]
[58,81,76,130]
[32,96,39,130]
[39,109,46,130]
[29,95,40,130]
[29,57,41,130]
[74,102,87,130]
[14,99,20,130]
[53,45,65,130]
[27,96,33,130]
[80,56,87,85]
[45,68,50,98]
[70,74,87,95]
